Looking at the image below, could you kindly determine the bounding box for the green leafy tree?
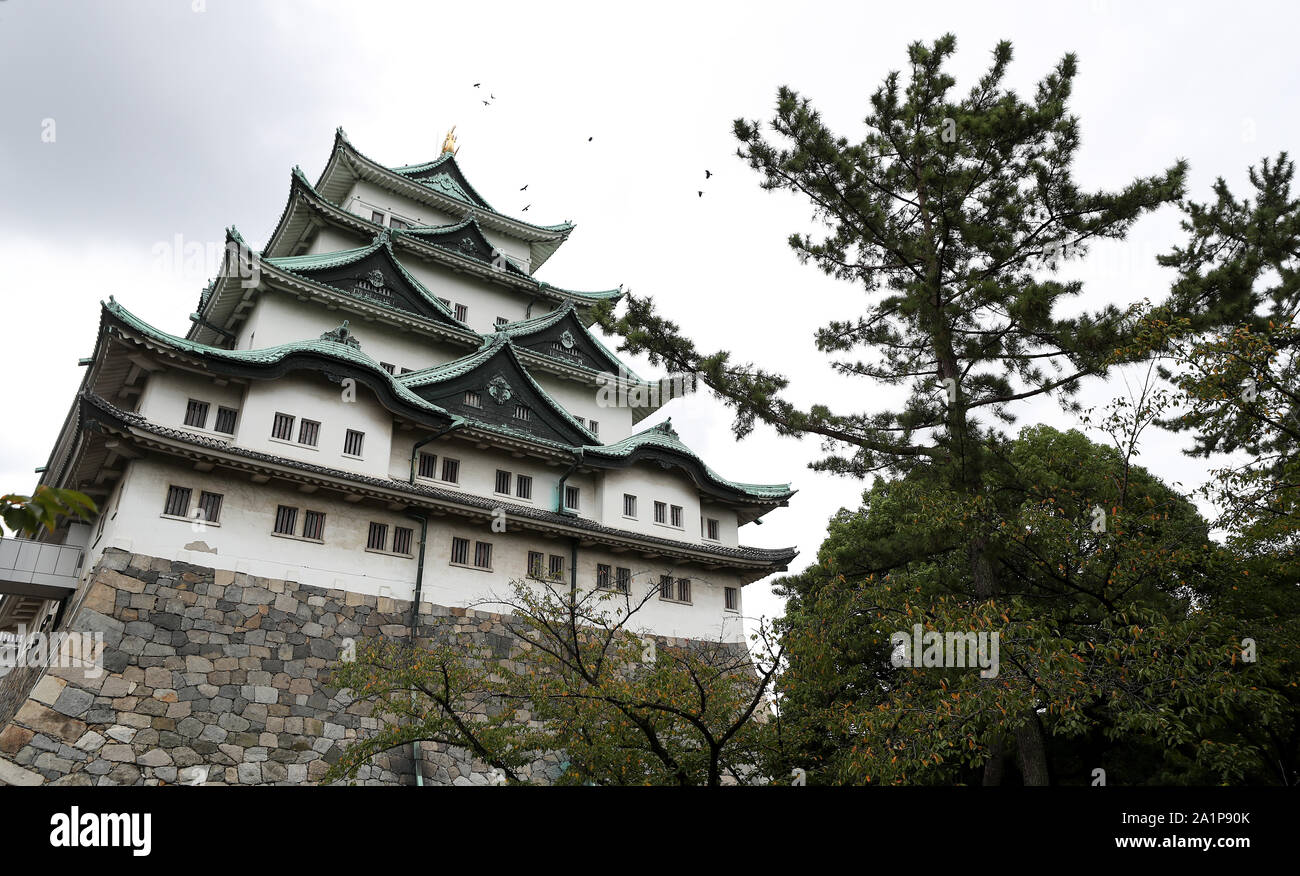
[0,485,97,539]
[596,36,1185,783]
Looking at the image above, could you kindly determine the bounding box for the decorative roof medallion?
[487,374,513,405]
[320,320,361,350]
[366,269,385,289]
[458,236,477,256]
[559,329,576,350]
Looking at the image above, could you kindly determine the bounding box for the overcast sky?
[2,0,1297,630]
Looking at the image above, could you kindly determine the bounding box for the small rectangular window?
[615,567,631,594]
[390,218,409,230]
[441,457,460,484]
[588,420,599,436]
[417,452,437,479]
[454,303,468,322]
[495,316,508,328]
[623,494,637,518]
[274,505,298,535]
[197,491,223,524]
[513,404,530,421]
[163,485,191,518]
[473,541,492,569]
[659,575,674,600]
[670,505,683,528]
[706,518,720,541]
[393,526,413,555]
[214,406,238,434]
[516,474,533,500]
[495,470,512,495]
[371,210,385,224]
[367,522,388,551]
[564,485,580,511]
[344,429,365,456]
[527,551,544,578]
[464,391,482,408]
[596,563,611,589]
[381,362,395,375]
[302,510,326,541]
[548,554,565,581]
[654,501,667,524]
[298,419,320,447]
[677,578,691,603]
[725,586,738,611]
[450,537,470,565]
[438,297,452,309]
[272,412,295,441]
[575,416,586,428]
[184,399,209,429]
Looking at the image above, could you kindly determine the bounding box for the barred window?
[214,406,238,434]
[417,452,437,479]
[576,416,586,428]
[670,505,683,528]
[588,420,599,436]
[654,501,667,524]
[527,551,544,578]
[438,297,451,309]
[623,494,637,517]
[454,303,468,322]
[450,537,470,565]
[706,518,720,541]
[302,510,326,541]
[393,526,413,556]
[513,404,530,421]
[659,575,673,600]
[615,567,631,594]
[163,485,191,517]
[390,218,409,230]
[381,362,395,375]
[548,554,564,580]
[495,316,508,328]
[367,522,388,551]
[274,505,297,535]
[564,485,580,511]
[463,391,482,408]
[473,541,492,569]
[298,419,320,447]
[596,563,611,589]
[184,399,209,429]
[371,210,385,224]
[197,491,223,524]
[344,429,364,456]
[725,587,738,611]
[516,474,532,500]
[495,470,512,494]
[441,457,460,484]
[676,578,691,603]
[272,412,295,441]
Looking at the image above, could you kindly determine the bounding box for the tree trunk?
[982,739,1004,786]
[1015,715,1051,786]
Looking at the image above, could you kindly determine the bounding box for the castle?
[0,129,795,785]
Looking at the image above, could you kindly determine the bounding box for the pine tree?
[596,35,1186,783]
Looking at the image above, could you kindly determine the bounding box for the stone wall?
[0,549,564,786]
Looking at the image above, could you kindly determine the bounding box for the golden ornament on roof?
[441,126,458,156]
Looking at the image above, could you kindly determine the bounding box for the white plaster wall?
[238,372,394,480]
[236,293,464,373]
[137,370,246,440]
[600,467,714,546]
[93,457,748,641]
[394,261,536,335]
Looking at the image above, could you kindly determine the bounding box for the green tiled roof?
[399,333,601,444]
[584,419,795,501]
[498,299,643,382]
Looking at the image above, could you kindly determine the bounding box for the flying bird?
[482,100,490,106]
[522,204,531,212]
[698,191,704,198]
[473,83,481,87]
[520,184,529,191]
[588,136,593,142]
[490,93,496,99]
[705,170,712,179]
